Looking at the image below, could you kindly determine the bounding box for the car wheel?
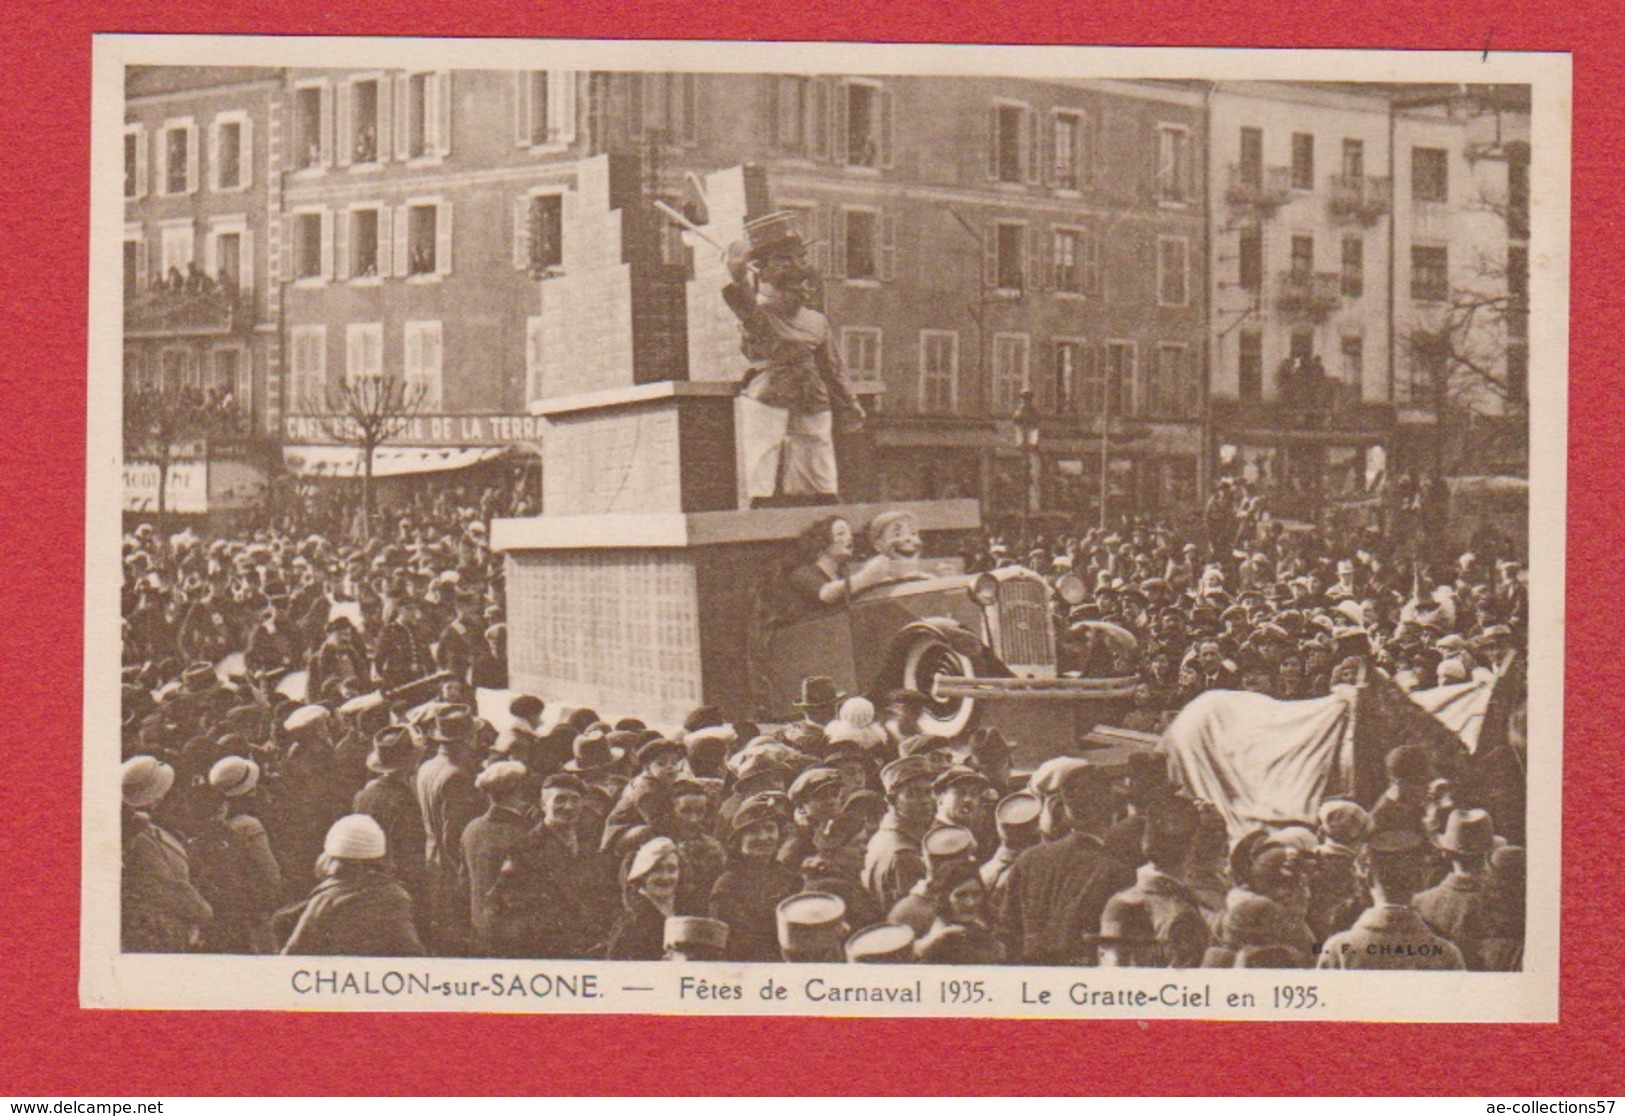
[902,635,977,737]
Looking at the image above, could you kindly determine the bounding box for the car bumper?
[932,674,1139,701]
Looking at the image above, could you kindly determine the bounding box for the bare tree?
[124,380,248,539]
[302,374,428,539]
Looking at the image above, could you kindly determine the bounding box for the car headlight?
[1056,572,1087,606]
[971,573,1000,607]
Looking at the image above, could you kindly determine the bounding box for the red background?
[2,1,1618,1096]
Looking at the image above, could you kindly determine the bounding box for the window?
[1053,226,1098,296]
[639,72,697,142]
[1238,126,1263,188]
[992,334,1030,414]
[403,321,443,409]
[1290,234,1314,277]
[1051,111,1090,190]
[517,71,577,148]
[1341,235,1364,298]
[160,119,198,195]
[293,85,328,170]
[1054,340,1100,415]
[206,219,250,290]
[1106,341,1138,416]
[159,222,194,280]
[991,221,1026,293]
[1411,244,1449,302]
[1410,332,1448,402]
[1151,343,1196,416]
[843,80,888,168]
[348,207,381,278]
[160,348,198,393]
[1507,344,1528,403]
[1290,132,1315,190]
[840,208,879,280]
[918,330,958,413]
[1290,330,1314,366]
[290,325,327,407]
[1239,330,1263,402]
[1412,147,1448,203]
[346,323,384,383]
[1156,124,1194,204]
[989,103,1036,184]
[1340,335,1364,400]
[1238,225,1262,292]
[1507,244,1529,340]
[1508,157,1530,240]
[400,200,452,278]
[1341,137,1364,180]
[841,327,882,383]
[211,348,244,403]
[771,75,826,158]
[347,78,381,165]
[403,71,451,160]
[291,210,328,281]
[1157,237,1189,306]
[123,229,142,293]
[123,124,145,199]
[517,192,564,275]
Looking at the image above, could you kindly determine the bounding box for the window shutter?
[880,212,897,281]
[831,208,847,278]
[987,105,1000,179]
[240,230,254,293]
[394,75,411,160]
[393,206,409,278]
[514,196,531,270]
[186,123,200,193]
[240,118,254,188]
[152,130,164,196]
[133,127,147,199]
[810,78,830,160]
[1030,109,1044,185]
[204,228,218,277]
[1027,224,1046,291]
[435,71,452,156]
[550,71,577,144]
[208,121,219,191]
[436,201,453,275]
[335,210,350,279]
[135,235,149,288]
[318,84,334,167]
[831,81,848,164]
[375,80,391,164]
[560,190,578,271]
[514,72,531,147]
[336,82,353,167]
[879,87,894,169]
[983,225,997,288]
[279,218,292,283]
[320,209,334,280]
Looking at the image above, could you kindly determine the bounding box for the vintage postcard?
[84,34,1569,1020]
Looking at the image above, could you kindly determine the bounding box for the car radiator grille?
[996,579,1052,667]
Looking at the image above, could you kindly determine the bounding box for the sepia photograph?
[85,36,1569,1020]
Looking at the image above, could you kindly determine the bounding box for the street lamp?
[1012,388,1041,541]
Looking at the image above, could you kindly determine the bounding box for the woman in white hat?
[278,814,425,956]
[189,756,282,954]
[604,836,682,961]
[121,755,214,952]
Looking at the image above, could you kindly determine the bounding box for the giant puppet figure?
[723,211,865,508]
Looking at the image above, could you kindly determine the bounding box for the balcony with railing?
[1225,165,1292,215]
[1327,174,1392,226]
[125,277,254,338]
[1276,270,1343,322]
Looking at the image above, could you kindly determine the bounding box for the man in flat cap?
[461,761,534,956]
[415,706,484,954]
[1317,830,1465,970]
[862,755,937,911]
[779,766,846,870]
[1000,758,1137,965]
[488,773,618,959]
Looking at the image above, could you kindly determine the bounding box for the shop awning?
[282,445,509,478]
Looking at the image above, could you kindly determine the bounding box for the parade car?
[755,560,1139,742]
